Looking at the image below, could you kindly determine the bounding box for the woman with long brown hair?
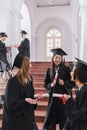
[2,53,38,130]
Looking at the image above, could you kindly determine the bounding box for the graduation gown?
[64,84,87,130]
[18,38,30,58]
[0,40,10,71]
[43,65,73,130]
[2,76,37,130]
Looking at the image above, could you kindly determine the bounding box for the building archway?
[35,17,73,61]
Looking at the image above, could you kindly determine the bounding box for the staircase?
[0,78,7,130]
[31,62,50,130]
[0,62,50,130]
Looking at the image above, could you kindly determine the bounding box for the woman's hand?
[13,44,19,48]
[34,94,44,99]
[25,98,37,104]
[59,78,64,85]
[51,81,56,87]
[34,93,44,99]
[37,94,43,99]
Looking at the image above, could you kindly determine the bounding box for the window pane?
[58,43,61,47]
[46,29,62,57]
[56,32,61,37]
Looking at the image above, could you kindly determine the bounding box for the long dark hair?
[74,68,87,83]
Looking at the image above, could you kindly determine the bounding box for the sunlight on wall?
[20,3,31,41]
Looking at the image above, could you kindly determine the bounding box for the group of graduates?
[0,30,30,78]
[43,48,87,130]
[0,32,11,77]
[1,35,87,130]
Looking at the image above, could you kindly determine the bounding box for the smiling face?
[53,54,62,66]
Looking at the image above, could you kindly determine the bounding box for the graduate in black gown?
[18,30,30,58]
[43,48,74,130]
[63,58,87,130]
[0,32,11,75]
[2,54,38,130]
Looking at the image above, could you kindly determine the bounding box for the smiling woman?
[43,48,74,130]
[2,54,38,130]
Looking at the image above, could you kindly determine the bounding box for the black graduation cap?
[75,58,87,70]
[51,48,67,57]
[20,30,27,34]
[0,32,7,37]
[12,53,24,69]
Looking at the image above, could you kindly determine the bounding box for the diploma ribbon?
[61,95,66,105]
[53,71,58,84]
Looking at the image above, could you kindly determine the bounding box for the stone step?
[31,62,50,66]
[31,68,47,71]
[33,84,44,88]
[36,122,44,130]
[33,78,44,82]
[31,64,49,67]
[35,110,46,122]
[0,80,7,93]
[34,87,46,93]
[0,82,7,87]
[33,81,44,84]
[37,101,48,110]
[32,73,44,77]
[31,72,45,75]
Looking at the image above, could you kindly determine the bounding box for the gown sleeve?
[5,78,26,115]
[44,68,53,94]
[70,91,87,122]
[18,38,30,51]
[64,89,87,129]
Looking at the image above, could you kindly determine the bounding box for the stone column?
[79,0,87,61]
[7,0,24,65]
[8,9,21,64]
[82,0,87,61]
[0,1,10,32]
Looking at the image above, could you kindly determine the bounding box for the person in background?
[2,53,38,130]
[63,58,87,130]
[18,30,30,58]
[0,32,11,78]
[43,48,74,130]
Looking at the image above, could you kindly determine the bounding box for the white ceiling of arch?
[34,0,71,7]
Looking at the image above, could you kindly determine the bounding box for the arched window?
[46,29,62,57]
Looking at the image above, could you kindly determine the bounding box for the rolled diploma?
[34,93,49,98]
[34,93,63,98]
[52,93,63,98]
